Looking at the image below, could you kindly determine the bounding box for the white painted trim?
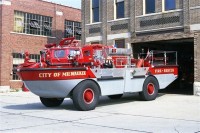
[136,9,183,18]
[90,0,100,24]
[136,26,184,33]
[56,11,63,16]
[190,6,200,10]
[190,24,200,31]
[0,0,11,5]
[194,82,200,96]
[86,36,102,42]
[10,80,22,82]
[107,32,130,40]
[10,32,56,38]
[107,18,130,23]
[143,0,146,15]
[86,22,102,26]
[90,0,92,23]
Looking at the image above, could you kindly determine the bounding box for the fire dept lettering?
[62,71,86,77]
[38,71,86,78]
[39,73,52,78]
[155,68,174,74]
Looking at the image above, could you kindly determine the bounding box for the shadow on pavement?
[3,93,165,111]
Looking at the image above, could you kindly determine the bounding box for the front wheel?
[40,97,64,107]
[139,76,159,101]
[72,80,100,111]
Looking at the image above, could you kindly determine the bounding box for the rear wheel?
[140,76,159,101]
[40,97,64,107]
[108,94,123,99]
[72,80,100,111]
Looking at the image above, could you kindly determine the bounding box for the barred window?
[64,20,81,40]
[14,11,52,36]
[165,0,176,11]
[12,53,40,80]
[116,0,124,19]
[114,39,125,48]
[145,0,155,14]
[92,0,100,23]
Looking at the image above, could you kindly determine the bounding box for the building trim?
[56,11,63,16]
[190,24,200,31]
[10,32,56,38]
[190,6,200,10]
[107,18,130,23]
[86,22,102,26]
[86,36,102,42]
[194,82,200,96]
[136,26,184,33]
[107,32,130,40]
[136,9,183,18]
[0,0,11,5]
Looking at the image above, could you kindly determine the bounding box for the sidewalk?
[0,92,200,133]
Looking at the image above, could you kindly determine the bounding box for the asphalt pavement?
[0,92,200,133]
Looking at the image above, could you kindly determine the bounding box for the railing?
[113,50,178,68]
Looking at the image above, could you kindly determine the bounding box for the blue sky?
[43,0,81,9]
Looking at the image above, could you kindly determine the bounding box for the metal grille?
[140,16,180,27]
[111,23,128,31]
[89,27,101,34]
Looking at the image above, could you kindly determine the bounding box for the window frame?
[14,11,52,36]
[64,20,81,40]
[91,0,100,23]
[114,39,125,48]
[115,0,125,19]
[143,0,156,15]
[163,0,176,12]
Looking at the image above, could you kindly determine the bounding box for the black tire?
[108,94,123,99]
[40,97,64,107]
[72,80,100,111]
[140,76,159,101]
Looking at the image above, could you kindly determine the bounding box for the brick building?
[82,0,200,95]
[0,0,81,92]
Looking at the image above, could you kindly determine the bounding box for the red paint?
[147,83,154,95]
[83,88,94,104]
[149,66,178,76]
[18,69,96,81]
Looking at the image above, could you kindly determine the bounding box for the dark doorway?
[132,38,194,95]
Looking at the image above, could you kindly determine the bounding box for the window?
[165,0,176,11]
[12,53,40,80]
[14,11,52,36]
[114,39,125,48]
[54,50,65,58]
[91,41,99,44]
[92,0,99,23]
[116,0,124,19]
[145,0,155,14]
[65,20,81,40]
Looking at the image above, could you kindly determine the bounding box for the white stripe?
[86,36,102,42]
[107,33,130,40]
[190,24,200,31]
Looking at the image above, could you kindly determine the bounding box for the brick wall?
[0,0,81,89]
[190,0,200,25]
[0,5,2,86]
[194,32,200,81]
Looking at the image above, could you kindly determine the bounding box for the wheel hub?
[83,88,94,104]
[147,83,155,95]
